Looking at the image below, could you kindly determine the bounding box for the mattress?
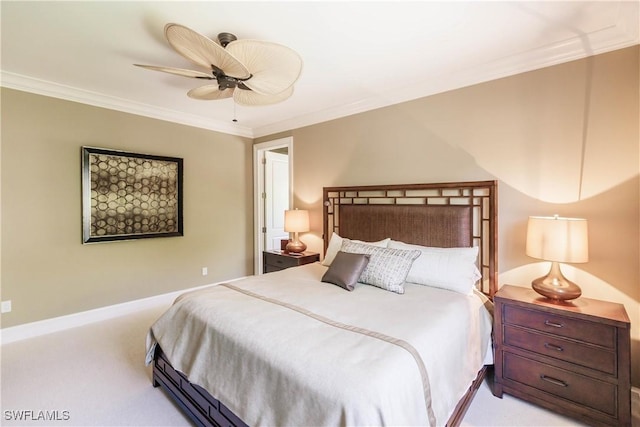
[146,262,493,426]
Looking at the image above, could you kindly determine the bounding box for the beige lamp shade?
[284,209,309,233]
[284,209,309,253]
[525,215,588,301]
[526,216,588,263]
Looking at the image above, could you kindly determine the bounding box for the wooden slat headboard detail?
[339,205,473,248]
[323,181,498,297]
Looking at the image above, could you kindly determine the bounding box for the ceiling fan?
[135,23,303,106]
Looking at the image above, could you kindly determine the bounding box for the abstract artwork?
[81,147,183,243]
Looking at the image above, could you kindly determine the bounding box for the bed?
[146,180,498,427]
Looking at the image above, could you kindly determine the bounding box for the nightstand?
[493,285,631,427]
[263,250,320,273]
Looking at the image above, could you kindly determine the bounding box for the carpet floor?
[0,301,624,426]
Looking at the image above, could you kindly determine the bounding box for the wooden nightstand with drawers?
[493,285,631,427]
[262,250,319,274]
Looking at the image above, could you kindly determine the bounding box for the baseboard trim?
[633,386,640,419]
[0,277,247,345]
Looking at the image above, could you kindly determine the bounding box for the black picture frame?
[81,146,183,243]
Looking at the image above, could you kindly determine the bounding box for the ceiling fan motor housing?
[217,32,237,47]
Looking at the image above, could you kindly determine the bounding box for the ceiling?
[1,1,638,139]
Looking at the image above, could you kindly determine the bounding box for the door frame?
[253,136,293,274]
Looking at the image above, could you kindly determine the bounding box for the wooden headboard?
[323,181,498,297]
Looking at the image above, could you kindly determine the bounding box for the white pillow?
[322,232,390,266]
[341,241,420,295]
[388,240,481,295]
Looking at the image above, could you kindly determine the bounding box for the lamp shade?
[526,215,588,263]
[284,209,309,233]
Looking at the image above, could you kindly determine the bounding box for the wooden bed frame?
[152,180,498,427]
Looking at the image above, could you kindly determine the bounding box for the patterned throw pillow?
[341,241,421,294]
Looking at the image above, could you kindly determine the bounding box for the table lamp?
[284,209,309,253]
[525,215,589,302]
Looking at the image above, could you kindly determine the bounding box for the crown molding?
[0,71,255,138]
[253,4,639,138]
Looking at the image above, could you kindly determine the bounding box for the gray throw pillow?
[341,241,421,294]
[321,251,370,291]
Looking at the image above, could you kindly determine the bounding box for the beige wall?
[1,88,254,327]
[259,46,640,385]
[1,46,638,386]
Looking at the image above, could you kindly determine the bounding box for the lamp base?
[285,239,307,254]
[531,261,581,302]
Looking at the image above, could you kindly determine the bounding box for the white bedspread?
[146,262,493,426]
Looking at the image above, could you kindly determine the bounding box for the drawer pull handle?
[540,375,568,387]
[544,320,563,328]
[544,343,563,352]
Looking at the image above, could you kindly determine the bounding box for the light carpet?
[0,301,624,426]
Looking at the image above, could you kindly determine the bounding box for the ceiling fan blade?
[233,86,294,106]
[164,23,250,79]
[226,40,302,95]
[134,64,214,79]
[187,84,234,100]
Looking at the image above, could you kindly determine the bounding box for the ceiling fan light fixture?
[135,23,302,106]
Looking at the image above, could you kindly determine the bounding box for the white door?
[253,137,293,274]
[264,151,289,251]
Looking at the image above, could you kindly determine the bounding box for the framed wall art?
[81,146,183,243]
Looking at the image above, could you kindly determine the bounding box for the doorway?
[253,137,293,274]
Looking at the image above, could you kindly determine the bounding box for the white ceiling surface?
[1,2,638,139]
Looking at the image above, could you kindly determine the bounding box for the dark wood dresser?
[263,250,319,273]
[493,285,631,427]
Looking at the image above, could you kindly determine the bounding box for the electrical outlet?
[202,267,208,276]
[1,300,12,314]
